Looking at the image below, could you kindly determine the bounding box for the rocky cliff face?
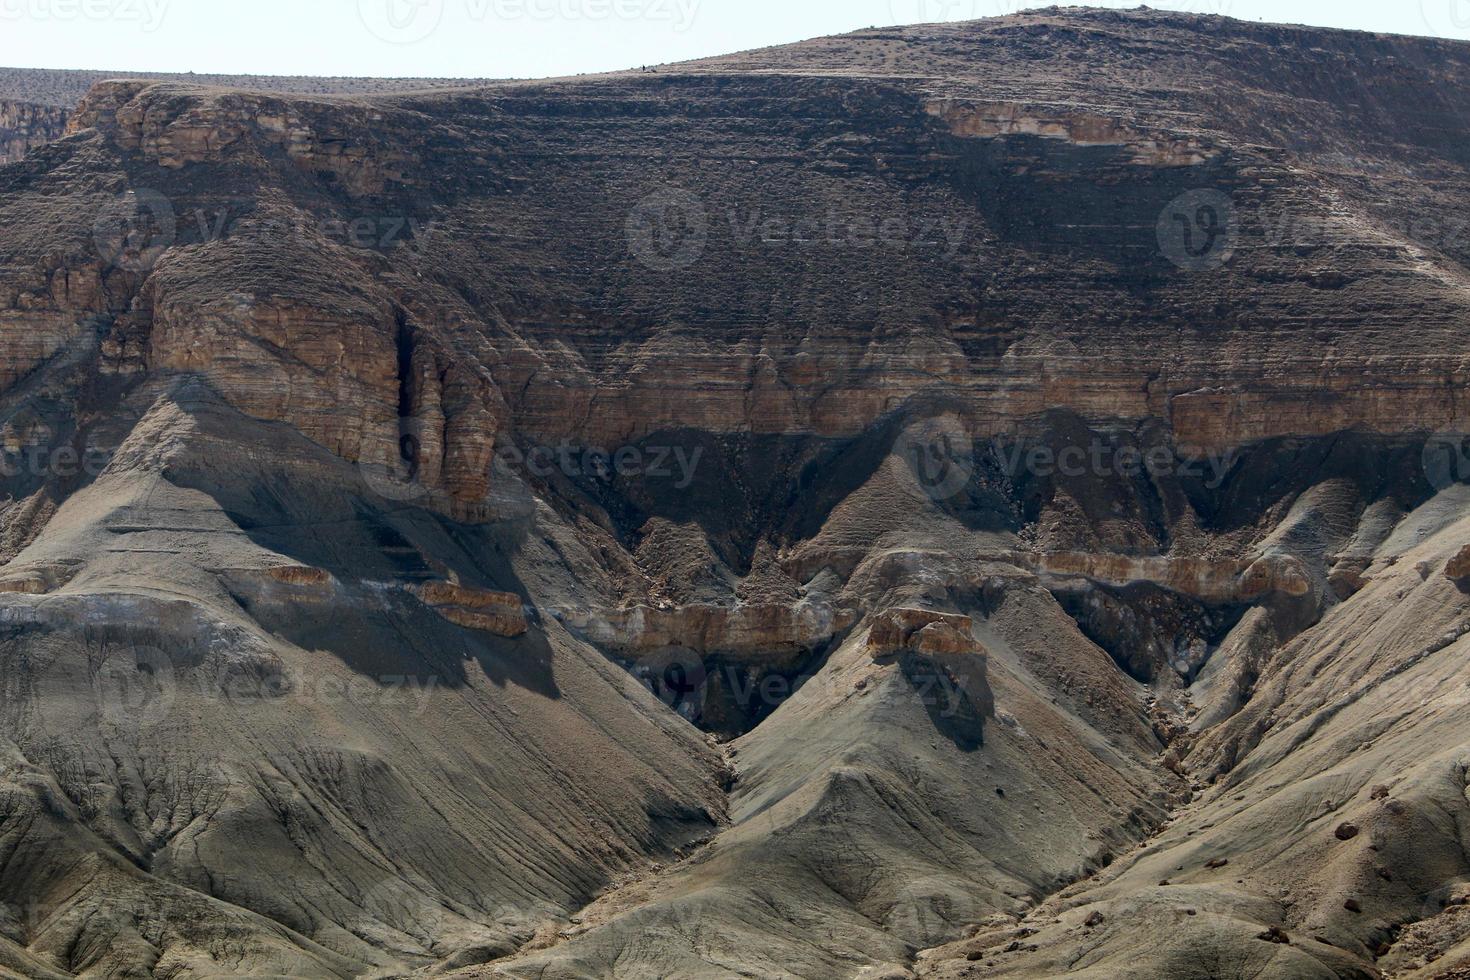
[30,15,1470,464]
[1,9,1470,980]
[0,99,68,164]
[0,66,499,165]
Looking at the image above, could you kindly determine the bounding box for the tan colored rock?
[0,98,68,163]
[126,259,505,518]
[0,577,47,595]
[910,621,978,657]
[867,608,975,658]
[1030,551,1250,601]
[1328,561,1370,600]
[1446,545,1470,582]
[0,562,79,595]
[927,100,1219,166]
[220,566,338,606]
[72,82,415,194]
[1239,555,1313,600]
[265,565,333,586]
[1031,551,1313,603]
[146,285,400,464]
[412,581,527,637]
[1,17,1469,978]
[0,312,93,393]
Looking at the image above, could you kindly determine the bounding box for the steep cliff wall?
[0,66,498,163]
[0,99,68,163]
[1,10,1469,979]
[17,10,1468,476]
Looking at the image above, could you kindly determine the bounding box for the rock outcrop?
[1446,543,1470,582]
[0,9,1468,980]
[411,581,528,637]
[0,99,68,163]
[0,66,499,164]
[866,607,978,658]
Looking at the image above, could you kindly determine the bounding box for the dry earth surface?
[0,7,1469,978]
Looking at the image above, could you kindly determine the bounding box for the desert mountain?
[0,68,497,164]
[1,7,1469,978]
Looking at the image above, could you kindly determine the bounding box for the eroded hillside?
[1,8,1469,979]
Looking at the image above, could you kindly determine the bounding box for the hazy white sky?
[1,0,1465,78]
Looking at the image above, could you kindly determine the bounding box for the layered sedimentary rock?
[925,100,1219,166]
[10,10,1470,471]
[0,66,498,164]
[412,581,528,636]
[866,607,977,656]
[0,8,1469,980]
[0,99,67,164]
